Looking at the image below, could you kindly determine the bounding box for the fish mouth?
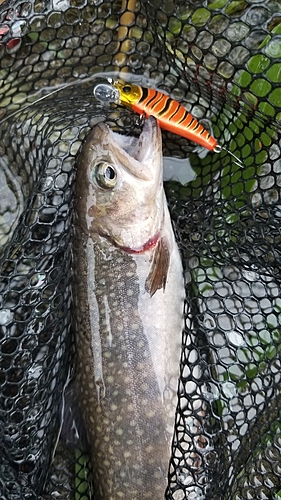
[109,116,162,181]
[111,116,157,158]
[123,116,158,163]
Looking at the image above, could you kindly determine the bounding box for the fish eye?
[94,162,117,189]
[123,85,131,93]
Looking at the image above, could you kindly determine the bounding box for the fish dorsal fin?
[145,236,170,297]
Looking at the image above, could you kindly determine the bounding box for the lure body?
[113,80,218,151]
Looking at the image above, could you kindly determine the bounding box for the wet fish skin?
[73,117,184,499]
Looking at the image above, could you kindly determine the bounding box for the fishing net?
[0,0,281,498]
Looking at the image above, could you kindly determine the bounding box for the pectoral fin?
[145,236,170,297]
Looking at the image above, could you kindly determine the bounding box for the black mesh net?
[1,0,281,498]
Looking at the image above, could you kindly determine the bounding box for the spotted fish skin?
[73,117,184,500]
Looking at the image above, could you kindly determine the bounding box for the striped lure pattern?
[113,81,218,151]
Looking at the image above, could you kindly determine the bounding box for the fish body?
[73,117,184,499]
[111,80,218,151]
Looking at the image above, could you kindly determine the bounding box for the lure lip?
[93,82,120,104]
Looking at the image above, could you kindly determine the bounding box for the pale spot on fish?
[145,409,156,418]
[123,451,131,458]
[126,271,135,277]
[141,382,149,391]
[115,428,123,436]
[107,375,114,383]
[145,445,155,454]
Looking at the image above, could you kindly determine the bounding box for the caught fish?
[73,116,185,499]
[94,80,242,165]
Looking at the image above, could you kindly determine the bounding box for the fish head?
[75,116,164,251]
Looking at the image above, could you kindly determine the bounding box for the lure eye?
[93,162,117,189]
[123,85,131,93]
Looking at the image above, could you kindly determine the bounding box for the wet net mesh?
[0,0,281,498]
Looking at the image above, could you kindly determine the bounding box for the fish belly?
[73,225,184,500]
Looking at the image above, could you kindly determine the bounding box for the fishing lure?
[94,79,242,165]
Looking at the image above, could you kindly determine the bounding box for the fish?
[72,116,185,499]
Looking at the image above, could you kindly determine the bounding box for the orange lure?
[94,79,242,165]
[112,80,218,151]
